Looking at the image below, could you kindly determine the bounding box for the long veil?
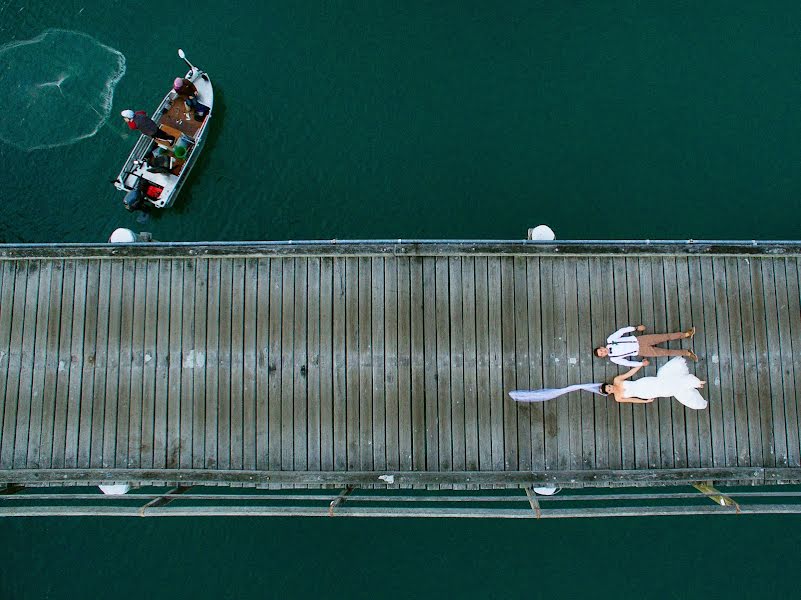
[509,383,606,403]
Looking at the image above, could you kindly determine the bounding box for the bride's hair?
[600,383,613,395]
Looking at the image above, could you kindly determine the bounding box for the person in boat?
[600,357,708,410]
[121,109,176,145]
[173,77,198,98]
[594,324,697,367]
[173,77,208,119]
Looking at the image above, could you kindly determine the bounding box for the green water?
[2,2,801,597]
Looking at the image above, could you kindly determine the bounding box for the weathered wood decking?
[1,240,801,494]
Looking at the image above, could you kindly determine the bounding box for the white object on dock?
[527,225,556,241]
[99,484,131,495]
[109,228,137,243]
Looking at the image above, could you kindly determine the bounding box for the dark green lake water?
[1,2,801,597]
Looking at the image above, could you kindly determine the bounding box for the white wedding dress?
[621,357,708,410]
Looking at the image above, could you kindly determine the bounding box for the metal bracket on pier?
[693,482,740,513]
[524,487,542,519]
[328,486,354,517]
[138,485,193,516]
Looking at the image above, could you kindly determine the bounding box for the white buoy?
[527,225,556,241]
[99,484,131,495]
[109,228,137,243]
[532,486,559,496]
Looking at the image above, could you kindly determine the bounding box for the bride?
[602,357,708,410]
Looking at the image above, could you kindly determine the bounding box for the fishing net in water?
[0,29,126,151]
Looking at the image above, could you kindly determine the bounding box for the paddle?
[178,48,195,72]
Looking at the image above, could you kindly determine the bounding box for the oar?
[178,48,195,72]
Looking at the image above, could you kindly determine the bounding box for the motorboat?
[113,49,213,210]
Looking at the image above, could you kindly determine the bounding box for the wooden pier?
[2,240,801,517]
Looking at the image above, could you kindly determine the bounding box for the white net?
[0,29,126,151]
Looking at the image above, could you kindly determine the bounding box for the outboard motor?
[123,188,145,212]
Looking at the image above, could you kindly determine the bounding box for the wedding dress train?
[621,356,707,410]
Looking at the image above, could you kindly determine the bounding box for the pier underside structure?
[2,240,801,518]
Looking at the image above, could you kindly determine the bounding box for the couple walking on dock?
[510,324,708,410]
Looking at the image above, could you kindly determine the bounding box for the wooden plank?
[305,258,321,471]
[396,257,413,471]
[25,262,54,468]
[650,256,674,469]
[292,258,308,472]
[192,259,209,469]
[100,261,123,468]
[319,257,334,471]
[228,258,246,469]
[344,257,360,470]
[10,261,40,469]
[179,259,197,469]
[242,259,260,471]
[624,257,648,468]
[408,257,426,471]
[588,257,609,469]
[526,257,545,472]
[610,257,632,469]
[75,261,101,469]
[422,257,439,471]
[736,257,763,467]
[166,260,184,469]
[563,258,582,470]
[686,257,713,468]
[435,257,453,472]
[266,258,283,471]
[370,258,386,471]
[37,261,65,469]
[88,261,112,469]
[384,257,400,471]
[712,257,738,467]
[151,260,172,469]
[61,261,85,469]
[675,257,699,468]
[357,257,373,471]
[751,258,776,466]
[500,257,518,471]
[790,258,801,462]
[128,260,150,468]
[700,257,727,467]
[331,257,347,471]
[1,465,775,488]
[202,259,221,470]
[229,258,246,470]
[755,258,790,467]
[450,257,467,473]
[461,257,479,471]
[114,260,135,469]
[139,260,160,468]
[255,258,270,470]
[486,257,505,472]
[280,258,295,470]
[550,258,568,471]
[663,256,687,468]
[600,257,619,469]
[0,263,15,460]
[637,258,660,469]
[539,258,558,470]
[725,256,750,466]
[217,259,234,470]
[474,258,492,471]
[773,258,801,466]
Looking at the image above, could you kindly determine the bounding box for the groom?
[594,324,697,367]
